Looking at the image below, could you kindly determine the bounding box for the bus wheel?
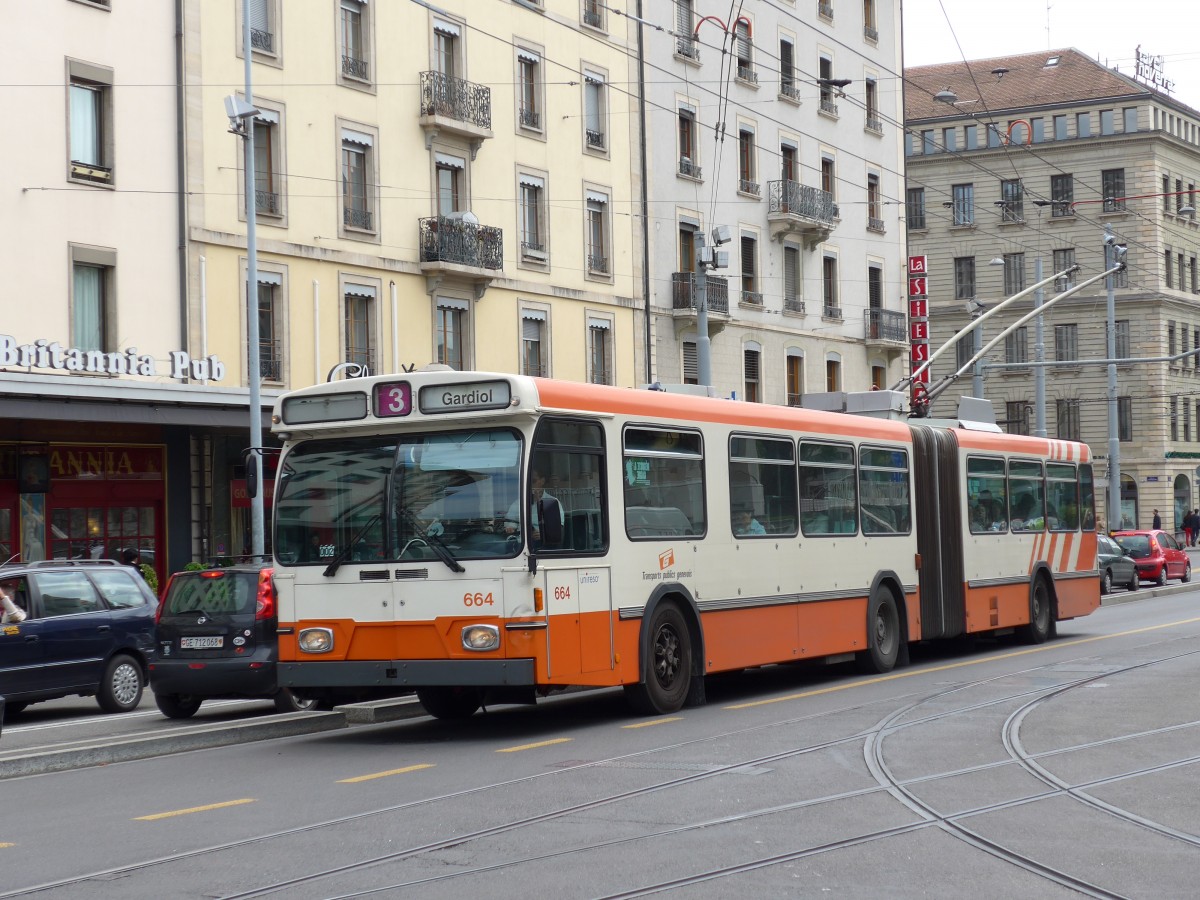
[417,686,483,720]
[856,589,900,674]
[625,603,692,715]
[1021,578,1052,644]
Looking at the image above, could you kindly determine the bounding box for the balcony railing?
[737,64,758,84]
[255,189,280,215]
[739,178,760,196]
[678,157,702,179]
[820,99,839,116]
[251,28,274,53]
[343,205,373,230]
[864,309,906,343]
[784,297,806,315]
[741,290,763,306]
[582,8,603,28]
[865,116,883,134]
[999,201,1024,223]
[519,104,540,130]
[672,272,729,315]
[420,70,492,131]
[867,216,886,233]
[768,180,839,225]
[520,240,546,259]
[585,129,605,149]
[259,342,282,381]
[676,37,699,60]
[779,82,801,102]
[864,25,879,41]
[419,216,504,270]
[823,304,842,320]
[69,160,113,184]
[342,54,369,81]
[818,1,834,19]
[588,253,609,274]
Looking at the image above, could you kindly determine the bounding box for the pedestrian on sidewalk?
[1152,509,1162,530]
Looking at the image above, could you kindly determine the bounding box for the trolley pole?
[1105,224,1120,529]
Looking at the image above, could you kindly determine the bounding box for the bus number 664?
[463,592,494,607]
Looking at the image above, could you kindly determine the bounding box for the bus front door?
[542,566,612,680]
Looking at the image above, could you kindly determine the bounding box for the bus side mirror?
[539,497,563,547]
[243,449,259,499]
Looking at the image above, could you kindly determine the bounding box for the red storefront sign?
[908,255,928,274]
[908,276,928,298]
[230,478,275,508]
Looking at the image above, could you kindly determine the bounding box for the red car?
[1112,530,1191,586]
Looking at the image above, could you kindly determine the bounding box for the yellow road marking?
[338,763,435,783]
[135,799,256,821]
[0,843,15,848]
[726,616,1200,710]
[496,738,572,753]
[622,717,683,729]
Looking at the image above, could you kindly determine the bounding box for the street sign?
[908,255,928,274]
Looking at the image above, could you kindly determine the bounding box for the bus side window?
[729,434,798,538]
[799,441,856,536]
[529,418,607,555]
[623,427,705,539]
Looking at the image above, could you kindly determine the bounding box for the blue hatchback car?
[0,560,157,720]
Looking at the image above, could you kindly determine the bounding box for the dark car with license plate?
[0,560,157,720]
[1097,533,1139,594]
[149,564,316,718]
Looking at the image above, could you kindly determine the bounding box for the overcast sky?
[902,0,1200,112]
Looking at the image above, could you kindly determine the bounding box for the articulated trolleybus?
[269,370,1099,719]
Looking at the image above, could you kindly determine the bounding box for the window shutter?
[675,0,691,34]
[522,318,541,342]
[735,22,751,61]
[740,236,755,278]
[780,40,793,75]
[744,348,760,381]
[683,341,698,381]
[784,247,798,298]
[249,0,270,32]
[868,267,882,306]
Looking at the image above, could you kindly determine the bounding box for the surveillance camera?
[1104,232,1116,245]
[223,95,260,121]
[711,224,732,246]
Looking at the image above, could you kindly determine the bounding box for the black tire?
[1156,566,1169,587]
[1128,570,1140,592]
[1101,569,1113,595]
[97,653,144,713]
[155,692,202,719]
[273,689,320,713]
[417,686,483,720]
[624,603,692,715]
[1021,578,1053,644]
[2,701,28,719]
[856,589,901,674]
[1182,562,1192,584]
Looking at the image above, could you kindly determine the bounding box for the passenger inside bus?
[732,506,765,536]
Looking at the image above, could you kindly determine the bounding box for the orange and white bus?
[268,370,1099,718]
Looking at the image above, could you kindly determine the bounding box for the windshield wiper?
[322,513,383,578]
[400,507,465,573]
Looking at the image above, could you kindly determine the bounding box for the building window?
[864,78,880,129]
[1053,248,1076,291]
[1053,114,1067,140]
[247,0,277,55]
[1006,326,1028,364]
[744,346,761,402]
[68,62,113,184]
[906,187,926,229]
[987,124,1002,148]
[252,110,282,217]
[344,287,375,372]
[436,299,468,370]
[1118,396,1133,442]
[826,355,841,392]
[1031,118,1044,143]
[1102,169,1125,211]
[1115,319,1130,359]
[1124,107,1138,133]
[867,174,883,230]
[740,235,760,304]
[786,353,804,405]
[1100,109,1115,135]
[339,0,370,83]
[863,0,877,37]
[679,223,696,273]
[71,256,112,352]
[1006,401,1029,436]
[586,191,609,275]
[588,318,613,384]
[518,174,546,262]
[779,39,797,100]
[435,153,464,217]
[921,130,935,154]
[521,311,546,377]
[257,277,285,382]
[956,336,974,370]
[581,0,604,30]
[1050,173,1074,216]
[822,255,839,317]
[871,365,886,390]
[964,124,977,149]
[674,0,698,59]
[678,107,699,177]
[954,256,976,300]
[942,127,957,152]
[1003,253,1025,295]
[1169,321,1177,358]
[1171,396,1179,441]
[683,340,698,385]
[818,56,836,113]
[734,20,755,82]
[821,156,836,198]
[517,49,542,131]
[1192,256,1198,293]
[340,132,374,232]
[1056,399,1081,441]
[783,244,801,310]
[583,71,606,151]
[1076,112,1091,137]
[867,264,883,312]
[1165,249,1174,288]
[999,179,1023,222]
[952,183,974,225]
[1055,323,1079,362]
[738,128,758,194]
[433,19,459,77]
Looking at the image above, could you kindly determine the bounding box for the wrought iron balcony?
[741,290,763,306]
[767,180,839,246]
[255,189,280,216]
[864,25,879,41]
[343,205,373,230]
[678,157,702,179]
[864,309,906,344]
[823,304,843,321]
[779,82,801,103]
[676,37,699,61]
[737,64,758,84]
[519,104,540,130]
[586,129,605,150]
[582,8,603,28]
[672,272,729,316]
[259,342,282,381]
[820,99,839,116]
[520,240,546,260]
[865,116,883,134]
[867,217,886,233]
[784,297,806,315]
[588,253,609,274]
[69,160,113,184]
[342,54,369,81]
[818,1,834,19]
[419,216,503,270]
[739,178,760,196]
[251,28,274,53]
[419,71,493,141]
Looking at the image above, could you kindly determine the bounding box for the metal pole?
[1033,255,1046,437]
[695,243,712,387]
[243,3,265,557]
[972,321,983,398]
[1105,224,1120,530]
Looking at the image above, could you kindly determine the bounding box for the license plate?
[180,636,224,649]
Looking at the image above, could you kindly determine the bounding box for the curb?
[0,698,427,780]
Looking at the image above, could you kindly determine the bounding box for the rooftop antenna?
[1046,1,1052,50]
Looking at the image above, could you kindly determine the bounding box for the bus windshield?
[274,429,524,566]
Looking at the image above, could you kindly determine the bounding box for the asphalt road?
[2,583,1200,898]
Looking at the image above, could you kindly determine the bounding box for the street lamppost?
[692,225,731,388]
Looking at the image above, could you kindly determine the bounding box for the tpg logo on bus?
[418,379,512,414]
[659,549,675,570]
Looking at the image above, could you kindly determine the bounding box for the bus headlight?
[298,628,334,654]
[461,624,500,652]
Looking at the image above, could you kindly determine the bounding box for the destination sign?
[374,381,412,418]
[418,380,512,415]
